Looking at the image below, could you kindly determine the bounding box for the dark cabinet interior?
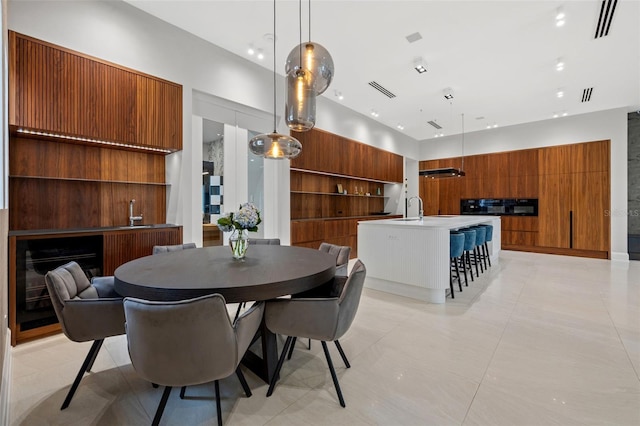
[14,235,103,333]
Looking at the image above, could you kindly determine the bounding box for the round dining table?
[114,245,336,303]
[114,244,337,383]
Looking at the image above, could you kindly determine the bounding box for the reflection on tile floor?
[10,251,640,425]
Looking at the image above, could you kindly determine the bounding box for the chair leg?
[233,302,245,323]
[473,247,481,276]
[179,386,186,399]
[449,268,455,299]
[152,383,159,388]
[459,256,468,286]
[454,258,462,292]
[236,366,252,397]
[267,336,293,397]
[321,341,346,408]
[334,340,350,368]
[466,251,474,282]
[214,380,222,426]
[152,386,172,426]
[286,336,297,360]
[308,338,311,350]
[61,339,104,410]
[483,243,491,267]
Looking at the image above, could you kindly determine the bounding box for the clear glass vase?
[229,229,249,260]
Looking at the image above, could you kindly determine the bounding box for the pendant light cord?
[461,113,465,170]
[308,0,311,42]
[272,0,277,132]
[298,0,303,69]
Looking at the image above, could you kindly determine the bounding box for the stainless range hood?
[419,167,466,179]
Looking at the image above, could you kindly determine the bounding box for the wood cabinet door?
[537,174,571,248]
[136,75,182,151]
[438,178,461,215]
[571,171,610,252]
[420,175,439,216]
[103,227,182,275]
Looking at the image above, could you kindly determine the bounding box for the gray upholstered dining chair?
[248,238,281,245]
[124,294,264,426]
[152,242,197,255]
[318,242,351,276]
[265,259,366,407]
[287,242,352,354]
[44,261,125,410]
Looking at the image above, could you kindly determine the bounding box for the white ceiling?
[125,0,640,141]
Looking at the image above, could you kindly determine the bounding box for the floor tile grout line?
[460,256,529,425]
[599,292,640,383]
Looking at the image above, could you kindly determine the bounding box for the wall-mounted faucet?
[129,199,143,226]
[408,196,424,220]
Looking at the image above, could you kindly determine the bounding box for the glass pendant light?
[285,67,316,131]
[285,0,316,131]
[249,0,302,159]
[285,0,334,95]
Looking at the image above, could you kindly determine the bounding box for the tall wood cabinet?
[290,128,403,257]
[420,140,610,259]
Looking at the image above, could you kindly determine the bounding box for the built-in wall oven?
[461,198,538,216]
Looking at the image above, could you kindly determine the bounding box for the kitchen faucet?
[408,196,424,220]
[129,199,143,226]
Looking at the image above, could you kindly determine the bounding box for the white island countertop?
[358,215,501,303]
[360,215,500,230]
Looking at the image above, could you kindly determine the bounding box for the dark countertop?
[8,224,181,237]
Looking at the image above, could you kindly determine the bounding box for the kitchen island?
[358,215,501,303]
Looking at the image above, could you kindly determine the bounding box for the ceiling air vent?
[594,0,618,38]
[427,121,442,129]
[368,81,396,98]
[582,87,593,102]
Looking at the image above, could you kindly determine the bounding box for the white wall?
[419,108,629,260]
[7,0,417,245]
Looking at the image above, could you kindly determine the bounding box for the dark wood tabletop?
[114,245,337,303]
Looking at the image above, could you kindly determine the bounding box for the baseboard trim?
[611,252,630,262]
[1,330,12,425]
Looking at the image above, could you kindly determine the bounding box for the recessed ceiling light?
[562,112,568,116]
[557,89,564,98]
[257,49,264,60]
[486,125,491,129]
[553,113,559,118]
[556,58,564,71]
[397,124,405,130]
[414,57,427,74]
[443,87,454,100]
[556,7,565,26]
[248,47,255,56]
[370,110,379,118]
[334,90,344,100]
[493,124,498,128]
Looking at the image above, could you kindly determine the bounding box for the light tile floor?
[9,251,640,425]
